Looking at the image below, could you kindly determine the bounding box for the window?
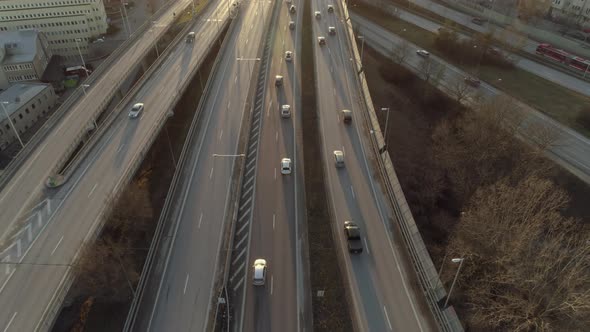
[25,108,30,114]
[18,114,23,119]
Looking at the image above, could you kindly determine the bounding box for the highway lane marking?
[117,144,125,153]
[0,140,47,205]
[209,167,214,179]
[227,101,231,109]
[232,277,245,292]
[235,76,238,84]
[50,236,64,256]
[364,238,370,255]
[246,38,249,44]
[342,146,345,156]
[270,275,274,295]
[3,312,17,332]
[183,273,190,294]
[274,168,277,180]
[219,130,223,141]
[383,306,393,330]
[0,269,15,295]
[273,214,275,230]
[333,87,336,96]
[275,131,278,142]
[233,247,247,264]
[351,186,355,199]
[88,183,98,197]
[331,66,334,73]
[198,213,203,228]
[267,101,272,117]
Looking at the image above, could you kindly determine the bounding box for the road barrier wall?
[339,1,463,331]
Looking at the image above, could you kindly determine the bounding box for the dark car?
[471,17,487,25]
[344,221,363,254]
[464,76,481,87]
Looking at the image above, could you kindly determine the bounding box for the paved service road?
[354,18,590,185]
[241,0,310,331]
[133,2,277,332]
[0,0,197,244]
[351,7,590,97]
[312,1,435,331]
[0,2,228,331]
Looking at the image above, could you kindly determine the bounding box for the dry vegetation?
[362,44,590,331]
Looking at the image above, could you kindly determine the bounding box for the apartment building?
[551,0,590,25]
[0,0,108,61]
[0,30,52,90]
[0,82,56,150]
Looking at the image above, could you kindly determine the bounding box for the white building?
[0,0,108,61]
[0,30,52,90]
[551,0,590,25]
[0,83,56,150]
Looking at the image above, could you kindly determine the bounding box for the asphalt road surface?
[132,2,278,332]
[0,0,197,244]
[312,1,435,331]
[240,0,310,331]
[0,2,228,331]
[354,17,590,185]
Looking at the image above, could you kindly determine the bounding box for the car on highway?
[328,5,334,13]
[289,5,296,13]
[186,31,195,43]
[289,21,295,30]
[344,221,363,254]
[328,26,336,35]
[318,36,326,45]
[416,49,430,57]
[128,103,144,118]
[464,76,481,87]
[315,11,321,19]
[275,75,283,86]
[334,150,345,168]
[281,158,292,174]
[285,51,293,62]
[471,17,487,25]
[342,109,352,124]
[253,259,267,286]
[281,104,291,118]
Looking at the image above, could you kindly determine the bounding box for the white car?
[281,158,292,174]
[315,11,321,19]
[333,150,345,168]
[128,103,144,118]
[416,49,430,57]
[281,104,291,118]
[253,259,267,286]
[328,26,336,35]
[285,51,293,62]
[318,36,326,45]
[289,5,296,13]
[327,5,334,13]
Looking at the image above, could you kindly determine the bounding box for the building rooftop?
[0,30,41,64]
[0,82,50,121]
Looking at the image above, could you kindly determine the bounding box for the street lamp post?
[74,38,87,73]
[443,258,465,308]
[381,107,390,151]
[358,35,365,64]
[0,101,25,149]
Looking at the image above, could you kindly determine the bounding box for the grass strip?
[351,1,590,136]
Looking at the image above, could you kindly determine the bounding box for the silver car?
[129,103,144,118]
[253,259,267,286]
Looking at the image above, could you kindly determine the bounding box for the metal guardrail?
[0,0,181,193]
[339,1,463,331]
[35,4,222,332]
[123,13,234,332]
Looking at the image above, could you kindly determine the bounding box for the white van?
[186,31,195,43]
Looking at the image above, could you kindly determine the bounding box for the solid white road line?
[117,144,124,153]
[351,186,355,199]
[219,130,223,140]
[273,214,275,230]
[3,312,17,332]
[364,238,370,255]
[209,167,214,179]
[50,236,64,256]
[383,306,393,330]
[198,213,203,228]
[276,131,278,142]
[274,168,277,180]
[183,274,190,294]
[88,183,98,197]
[270,275,274,295]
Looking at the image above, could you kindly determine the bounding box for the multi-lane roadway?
[240,0,310,331]
[311,1,435,331]
[0,2,228,331]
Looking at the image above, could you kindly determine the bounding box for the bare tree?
[391,39,411,64]
[449,76,472,103]
[418,58,446,97]
[445,175,590,331]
